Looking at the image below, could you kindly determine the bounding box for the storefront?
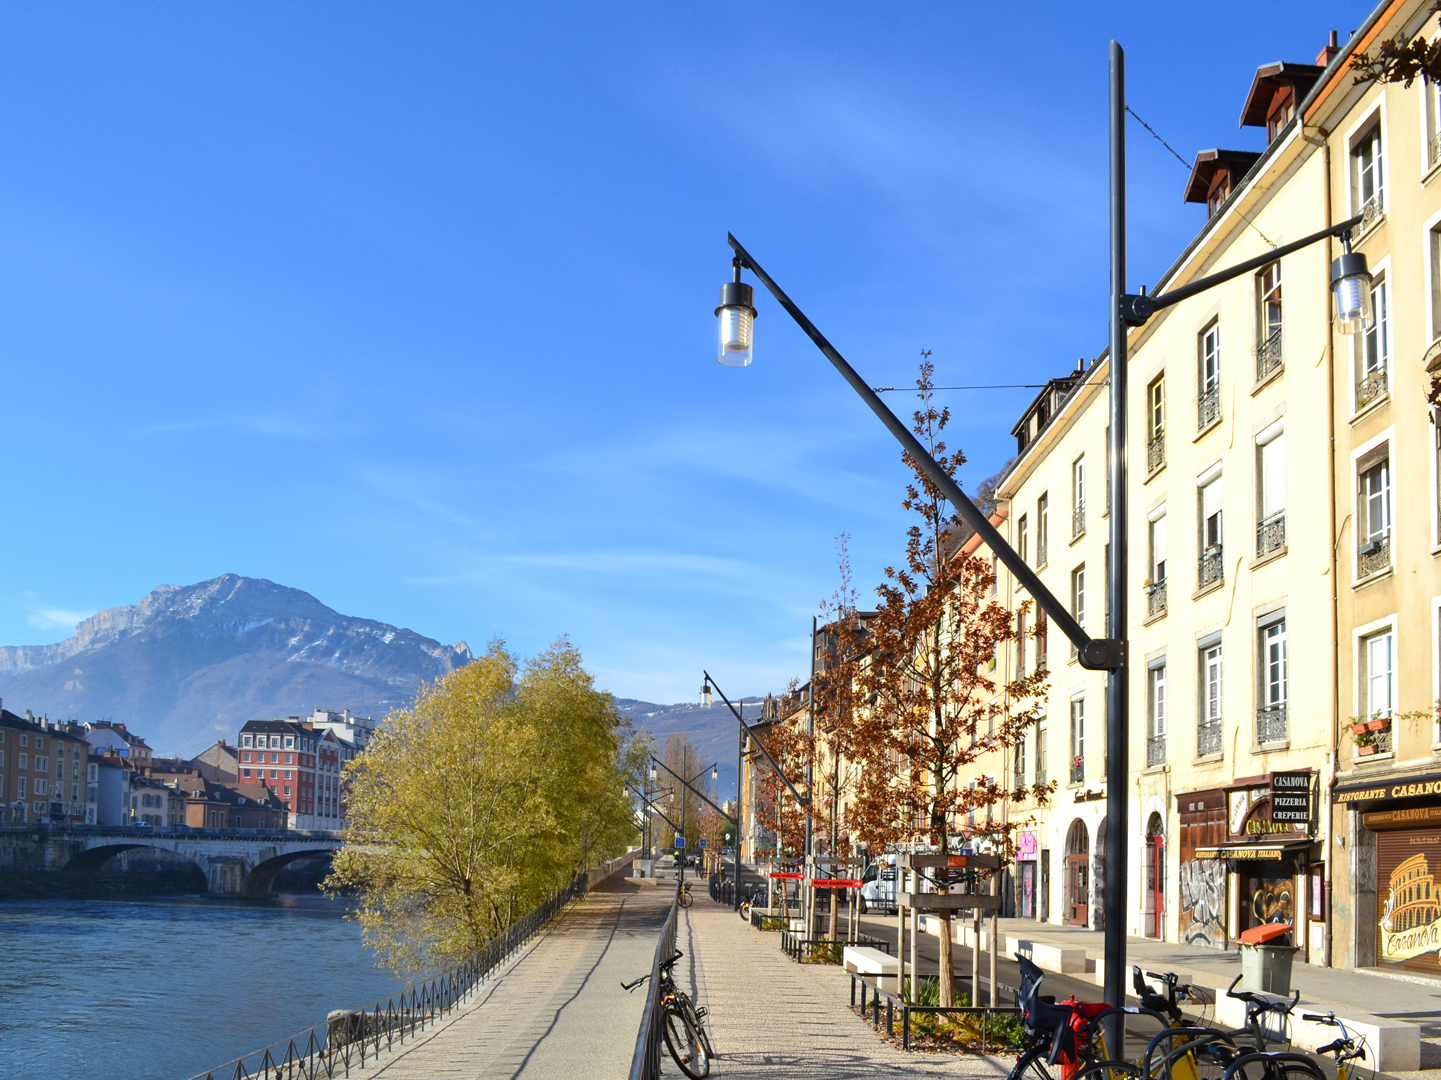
[1016,831,1038,919]
[1334,771,1441,974]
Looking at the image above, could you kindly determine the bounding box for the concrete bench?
[1211,992,1418,1073]
[917,914,996,951]
[844,946,899,992]
[1007,937,1088,974]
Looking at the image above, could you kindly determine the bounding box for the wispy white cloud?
[27,607,94,633]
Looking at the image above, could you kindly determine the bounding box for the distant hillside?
[0,575,472,757]
[615,696,768,802]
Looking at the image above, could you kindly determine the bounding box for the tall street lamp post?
[714,40,1371,1010]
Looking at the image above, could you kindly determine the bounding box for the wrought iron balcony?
[1256,703,1288,745]
[1256,511,1286,557]
[1197,719,1222,758]
[1069,759,1084,785]
[1072,502,1085,539]
[1357,368,1388,409]
[1256,329,1282,381]
[1145,578,1167,618]
[1146,734,1166,768]
[1037,540,1048,567]
[1198,384,1221,429]
[1372,724,1394,755]
[1358,534,1391,579]
[1147,429,1165,473]
[1199,545,1224,588]
[1035,765,1047,787]
[1432,130,1441,168]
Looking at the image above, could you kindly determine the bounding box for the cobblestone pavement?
[364,877,673,1080]
[676,890,1014,1078]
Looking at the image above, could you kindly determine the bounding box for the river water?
[0,893,407,1080]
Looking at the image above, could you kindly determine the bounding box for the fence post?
[903,1006,911,1051]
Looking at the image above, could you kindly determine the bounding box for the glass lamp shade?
[702,685,712,707]
[1331,252,1374,334]
[716,281,756,367]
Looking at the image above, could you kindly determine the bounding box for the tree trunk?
[828,885,839,941]
[937,905,955,1006]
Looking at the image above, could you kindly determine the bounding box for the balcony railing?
[1069,759,1084,785]
[1257,703,1288,745]
[1199,545,1224,588]
[1257,511,1286,557]
[1431,130,1441,169]
[1146,734,1166,768]
[1197,718,1222,757]
[1037,540,1048,567]
[1035,765,1047,787]
[1147,429,1165,473]
[1357,368,1389,409]
[1198,384,1221,428]
[1358,534,1391,579]
[1255,329,1282,381]
[1073,502,1085,539]
[1145,578,1167,618]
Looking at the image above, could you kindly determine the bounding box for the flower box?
[1358,744,1379,757]
[1351,723,1371,736]
[1366,718,1390,732]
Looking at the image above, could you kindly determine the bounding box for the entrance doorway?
[1145,812,1165,939]
[1065,819,1090,926]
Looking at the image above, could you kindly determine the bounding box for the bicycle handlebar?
[1225,974,1300,1015]
[1301,1012,1336,1024]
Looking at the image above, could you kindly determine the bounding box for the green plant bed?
[760,916,782,931]
[803,942,845,964]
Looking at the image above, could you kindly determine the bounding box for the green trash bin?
[1238,923,1297,995]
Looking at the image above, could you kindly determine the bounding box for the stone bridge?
[0,823,344,896]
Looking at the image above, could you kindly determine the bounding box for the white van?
[858,856,897,914]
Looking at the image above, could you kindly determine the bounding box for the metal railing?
[1069,759,1084,785]
[1146,734,1166,768]
[1357,368,1388,409]
[850,972,1023,1053]
[1257,511,1286,557]
[1256,329,1282,381]
[1431,130,1441,168]
[1199,545,1224,587]
[1372,724,1394,756]
[1036,539,1047,567]
[1257,704,1288,745]
[1147,429,1165,473]
[1035,764,1047,787]
[1072,502,1085,539]
[185,870,591,1080]
[1197,719,1222,758]
[629,884,681,1080]
[1198,384,1221,428]
[781,928,890,961]
[1145,579,1167,618]
[1358,534,1391,578]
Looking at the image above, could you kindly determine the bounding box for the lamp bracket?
[1077,638,1127,671]
[1119,294,1154,326]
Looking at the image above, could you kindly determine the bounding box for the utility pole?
[805,616,816,935]
[735,699,744,911]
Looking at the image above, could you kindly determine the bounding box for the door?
[1065,819,1090,927]
[1019,862,1036,919]
[1041,849,1051,922]
[1145,812,1166,939]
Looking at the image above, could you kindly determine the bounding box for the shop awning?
[1332,770,1441,806]
[1194,840,1312,861]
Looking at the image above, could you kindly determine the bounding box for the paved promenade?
[364,876,672,1080]
[679,890,1011,1078]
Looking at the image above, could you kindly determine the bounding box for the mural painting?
[1178,857,1226,947]
[1380,853,1441,964]
[1248,875,1294,926]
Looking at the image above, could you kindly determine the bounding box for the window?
[1200,642,1223,756]
[1358,276,1389,408]
[1069,699,1085,783]
[284,753,293,765]
[1267,93,1295,144]
[1259,617,1288,744]
[87,764,96,783]
[1362,628,1396,722]
[1145,512,1168,619]
[284,786,292,798]
[1038,494,1049,566]
[34,737,42,750]
[1358,447,1392,578]
[35,779,47,797]
[1199,322,1221,428]
[1200,476,1224,586]
[1257,424,1286,556]
[1014,734,1027,786]
[1018,514,1029,564]
[17,777,25,799]
[1148,375,1165,472]
[1427,79,1441,168]
[1352,121,1385,216]
[1016,611,1027,676]
[34,757,47,774]
[1071,565,1086,651]
[242,768,251,779]
[242,734,253,748]
[1036,615,1048,673]
[1256,262,1282,379]
[284,736,296,750]
[1036,725,1047,784]
[1072,456,1086,538]
[1148,664,1167,767]
[18,753,26,770]
[19,735,26,747]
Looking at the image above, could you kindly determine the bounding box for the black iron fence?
[779,927,890,961]
[183,871,591,1080]
[850,972,1022,1052]
[627,884,681,1080]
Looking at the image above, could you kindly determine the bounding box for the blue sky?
[0,2,1362,705]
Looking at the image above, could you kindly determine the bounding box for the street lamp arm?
[628,784,682,835]
[1121,214,1365,324]
[727,234,1118,671]
[651,754,738,825]
[703,668,813,806]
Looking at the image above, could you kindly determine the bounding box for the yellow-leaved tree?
[326,637,645,975]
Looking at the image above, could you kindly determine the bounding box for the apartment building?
[237,718,338,830]
[0,711,89,824]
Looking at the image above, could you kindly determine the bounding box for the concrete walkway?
[679,889,1011,1078]
[363,876,673,1080]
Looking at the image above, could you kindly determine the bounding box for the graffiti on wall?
[1250,878,1294,926]
[1178,858,1226,947]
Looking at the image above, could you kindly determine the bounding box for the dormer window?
[1185,150,1262,220]
[1207,178,1230,219]
[1240,59,1324,147]
[1266,93,1295,145]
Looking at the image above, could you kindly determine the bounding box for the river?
[0,892,407,1080]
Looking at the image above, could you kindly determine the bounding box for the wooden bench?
[843,946,899,992]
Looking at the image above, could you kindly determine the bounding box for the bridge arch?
[62,842,209,891]
[241,849,339,898]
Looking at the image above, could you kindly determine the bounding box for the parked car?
[858,856,897,914]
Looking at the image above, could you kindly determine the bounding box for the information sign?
[675,836,686,848]
[1271,771,1313,824]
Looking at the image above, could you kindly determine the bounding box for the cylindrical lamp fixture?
[702,683,712,708]
[1331,251,1374,334]
[716,280,756,367]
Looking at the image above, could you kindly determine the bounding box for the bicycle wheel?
[681,997,715,1062]
[679,888,694,909]
[1008,1044,1060,1080]
[663,1004,711,1078]
[1075,1061,1144,1080]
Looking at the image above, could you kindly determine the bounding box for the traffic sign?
[675,836,686,848]
[699,838,707,847]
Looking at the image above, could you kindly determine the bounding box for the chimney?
[1316,30,1340,67]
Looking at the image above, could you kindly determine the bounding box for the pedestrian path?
[363,876,673,1080]
[678,890,1012,1078]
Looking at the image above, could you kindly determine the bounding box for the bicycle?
[1301,1011,1369,1080]
[679,882,694,909]
[739,884,765,921]
[1190,980,1323,1080]
[622,949,714,1078]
